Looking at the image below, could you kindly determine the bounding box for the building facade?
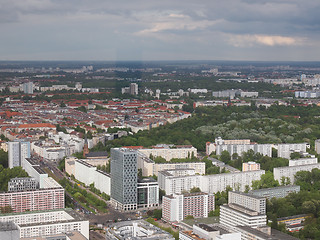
[8,141,30,168]
[248,185,300,199]
[137,178,159,209]
[243,162,261,172]
[110,148,137,211]
[228,191,266,215]
[273,163,320,183]
[277,143,307,159]
[162,192,214,222]
[8,178,38,192]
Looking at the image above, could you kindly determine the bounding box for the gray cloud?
[0,0,319,60]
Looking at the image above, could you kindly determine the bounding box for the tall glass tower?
[110,148,137,211]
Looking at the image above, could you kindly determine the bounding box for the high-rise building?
[130,83,138,95]
[110,148,137,211]
[8,141,30,168]
[162,192,214,222]
[22,82,33,94]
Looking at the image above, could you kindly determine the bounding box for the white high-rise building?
[8,141,30,168]
[22,82,33,94]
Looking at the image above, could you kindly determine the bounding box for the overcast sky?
[1,0,320,61]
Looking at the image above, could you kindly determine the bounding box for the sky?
[0,0,320,61]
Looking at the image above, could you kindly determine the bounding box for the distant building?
[315,139,320,154]
[8,141,30,168]
[121,83,138,95]
[22,82,33,94]
[273,163,320,183]
[243,162,260,172]
[289,157,317,167]
[277,143,307,159]
[248,185,300,199]
[228,191,266,215]
[162,192,214,222]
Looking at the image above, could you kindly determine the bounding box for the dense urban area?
[2,61,320,239]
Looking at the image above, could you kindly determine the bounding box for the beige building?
[243,161,260,172]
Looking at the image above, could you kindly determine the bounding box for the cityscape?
[1,1,320,240]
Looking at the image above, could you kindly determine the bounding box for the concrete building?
[179,223,241,240]
[138,144,197,161]
[248,185,300,199]
[228,191,266,215]
[8,141,30,168]
[8,177,38,192]
[220,204,267,228]
[315,139,320,154]
[243,162,260,172]
[23,158,48,189]
[137,178,159,209]
[74,159,111,195]
[289,157,317,167]
[235,225,299,240]
[159,169,265,195]
[0,208,89,239]
[137,152,205,176]
[22,82,33,94]
[106,220,174,240]
[110,148,137,211]
[216,144,272,157]
[162,192,214,222]
[277,143,307,159]
[0,221,20,240]
[0,186,64,213]
[273,163,320,184]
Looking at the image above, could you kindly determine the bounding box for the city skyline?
[0,0,319,61]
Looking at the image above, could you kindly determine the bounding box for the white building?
[8,141,30,168]
[277,143,307,159]
[273,163,320,184]
[137,178,159,209]
[220,204,267,229]
[138,144,197,161]
[289,157,317,166]
[162,192,214,222]
[23,158,48,188]
[158,169,265,195]
[228,191,266,215]
[8,177,38,192]
[216,144,272,157]
[74,160,110,195]
[0,209,89,239]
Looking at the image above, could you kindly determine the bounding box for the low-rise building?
[8,177,38,192]
[106,220,174,240]
[243,161,260,172]
[248,185,300,199]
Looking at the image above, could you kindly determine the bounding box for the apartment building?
[289,157,317,167]
[138,144,197,161]
[0,209,89,239]
[248,185,300,199]
[162,192,214,222]
[8,177,38,192]
[243,161,260,172]
[273,163,320,183]
[228,191,266,215]
[277,143,307,159]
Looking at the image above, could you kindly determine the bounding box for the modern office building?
[8,141,30,168]
[248,185,300,199]
[243,161,260,172]
[137,178,159,209]
[8,177,38,192]
[0,208,89,239]
[110,148,137,211]
[273,163,320,183]
[23,158,48,189]
[228,191,266,215]
[162,192,214,222]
